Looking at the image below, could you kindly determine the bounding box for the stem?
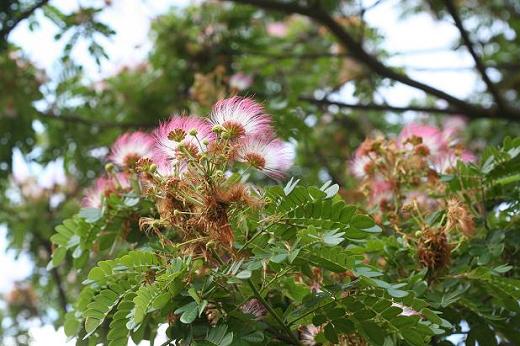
[237,223,274,253]
[247,279,300,345]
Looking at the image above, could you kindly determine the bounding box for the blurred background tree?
[0,0,519,344]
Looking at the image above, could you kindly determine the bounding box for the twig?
[443,0,506,111]
[0,0,51,48]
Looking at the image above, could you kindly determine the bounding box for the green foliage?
[1,1,520,345]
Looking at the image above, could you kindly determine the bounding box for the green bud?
[105,162,114,172]
[212,125,225,133]
[188,128,198,136]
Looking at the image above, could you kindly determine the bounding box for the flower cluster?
[82,97,293,258]
[350,120,477,272]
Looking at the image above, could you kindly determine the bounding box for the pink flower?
[210,97,272,139]
[229,72,253,91]
[154,116,214,161]
[442,116,467,145]
[398,123,445,155]
[108,131,154,168]
[81,173,131,208]
[237,135,294,180]
[113,172,131,189]
[299,325,321,346]
[240,299,267,320]
[82,177,113,208]
[266,22,288,37]
[431,150,476,174]
[349,148,375,179]
[369,179,394,206]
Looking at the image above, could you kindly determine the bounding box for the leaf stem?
[247,279,300,345]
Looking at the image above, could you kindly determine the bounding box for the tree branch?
[299,96,514,121]
[225,0,520,120]
[443,0,506,110]
[0,0,51,45]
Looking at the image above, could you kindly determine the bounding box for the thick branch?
[225,0,520,120]
[443,0,506,110]
[299,96,513,121]
[0,0,50,44]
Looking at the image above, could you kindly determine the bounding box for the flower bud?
[105,162,114,173]
[212,125,225,133]
[188,128,198,136]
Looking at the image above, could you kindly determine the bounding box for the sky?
[2,0,476,344]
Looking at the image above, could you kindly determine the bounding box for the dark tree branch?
[300,96,461,114]
[32,233,68,313]
[299,96,511,121]
[443,0,506,110]
[225,0,520,121]
[0,0,51,46]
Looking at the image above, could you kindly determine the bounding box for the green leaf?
[176,301,198,324]
[79,207,102,223]
[236,270,252,279]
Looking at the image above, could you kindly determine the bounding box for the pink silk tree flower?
[431,150,476,174]
[108,131,155,168]
[113,172,131,190]
[266,22,288,37]
[210,97,273,139]
[398,123,446,155]
[442,116,467,145]
[299,325,321,346]
[369,179,394,206]
[236,135,294,180]
[229,72,253,91]
[349,146,377,179]
[82,177,113,208]
[240,299,267,320]
[154,116,214,161]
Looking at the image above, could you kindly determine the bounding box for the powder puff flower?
[431,150,476,174]
[398,123,446,155]
[299,325,322,346]
[210,97,272,139]
[108,131,155,168]
[154,116,214,161]
[240,299,267,320]
[236,135,294,180]
[82,177,113,208]
[229,72,253,91]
